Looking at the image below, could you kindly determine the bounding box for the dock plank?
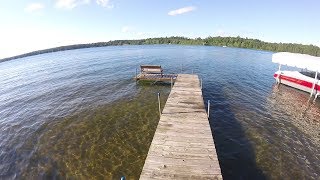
[140,74,222,180]
[135,73,178,82]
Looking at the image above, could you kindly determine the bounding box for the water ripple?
[0,45,319,179]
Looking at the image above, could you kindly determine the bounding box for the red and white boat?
[272,52,320,100]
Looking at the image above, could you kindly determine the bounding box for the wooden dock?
[134,65,177,82]
[135,73,178,82]
[140,74,222,179]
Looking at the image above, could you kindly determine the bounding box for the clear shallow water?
[0,45,319,179]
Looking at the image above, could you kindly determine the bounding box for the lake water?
[0,45,319,179]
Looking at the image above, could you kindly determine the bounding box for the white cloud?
[55,0,90,9]
[55,0,113,9]
[168,6,196,16]
[24,3,44,13]
[96,0,113,8]
[121,26,133,33]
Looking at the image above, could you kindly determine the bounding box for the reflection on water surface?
[0,45,319,179]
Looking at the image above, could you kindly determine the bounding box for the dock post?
[200,78,203,89]
[278,64,282,71]
[158,93,161,116]
[135,68,138,82]
[207,100,210,119]
[314,93,319,102]
[276,64,282,84]
[310,71,318,97]
[171,77,173,89]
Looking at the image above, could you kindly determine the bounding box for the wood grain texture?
[140,74,222,180]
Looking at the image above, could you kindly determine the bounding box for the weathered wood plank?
[134,73,178,82]
[140,74,222,180]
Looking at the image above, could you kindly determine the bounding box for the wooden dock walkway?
[140,74,222,179]
[135,73,178,82]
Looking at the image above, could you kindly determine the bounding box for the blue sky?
[1,0,320,58]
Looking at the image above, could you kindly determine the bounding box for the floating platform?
[134,73,178,82]
[134,65,177,82]
[140,74,222,179]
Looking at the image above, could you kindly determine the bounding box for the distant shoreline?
[1,36,319,62]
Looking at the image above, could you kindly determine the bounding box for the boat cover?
[272,52,320,72]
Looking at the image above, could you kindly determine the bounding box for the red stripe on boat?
[273,73,320,91]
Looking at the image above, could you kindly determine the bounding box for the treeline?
[1,36,320,62]
[142,36,320,56]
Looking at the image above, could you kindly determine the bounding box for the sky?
[0,0,320,59]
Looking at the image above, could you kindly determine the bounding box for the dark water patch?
[229,84,320,179]
[204,86,266,180]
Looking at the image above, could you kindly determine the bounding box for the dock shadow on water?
[208,82,320,180]
[204,86,266,180]
[18,84,170,179]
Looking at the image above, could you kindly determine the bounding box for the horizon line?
[1,36,319,62]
